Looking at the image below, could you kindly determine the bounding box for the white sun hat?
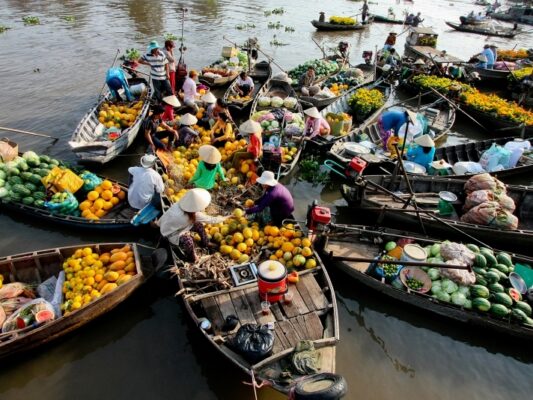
[162,95,181,108]
[179,113,198,126]
[239,120,262,135]
[199,145,222,164]
[415,134,435,147]
[201,92,217,104]
[304,107,321,119]
[179,188,212,213]
[140,154,157,168]
[256,171,278,187]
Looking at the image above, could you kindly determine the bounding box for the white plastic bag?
[479,143,512,172]
[452,161,485,175]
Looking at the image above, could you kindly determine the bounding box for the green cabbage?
[427,268,440,281]
[451,292,467,306]
[437,291,451,302]
[22,151,40,167]
[441,279,458,294]
[464,299,472,309]
[457,286,470,297]
[0,187,8,198]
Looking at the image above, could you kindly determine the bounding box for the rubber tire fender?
[293,373,348,400]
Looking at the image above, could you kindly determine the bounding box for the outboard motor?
[306,200,332,233]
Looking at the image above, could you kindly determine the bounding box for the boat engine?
[346,156,367,179]
[306,201,332,232]
[362,50,373,65]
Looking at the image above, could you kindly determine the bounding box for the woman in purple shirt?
[246,171,294,226]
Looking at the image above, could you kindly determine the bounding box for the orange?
[81,209,92,218]
[110,197,119,205]
[102,201,114,210]
[117,191,125,200]
[301,238,312,248]
[87,191,99,201]
[101,190,113,201]
[269,226,280,237]
[244,199,254,208]
[93,199,105,210]
[101,180,113,190]
[95,186,103,194]
[301,247,313,257]
[79,201,92,211]
[281,242,294,253]
[245,238,254,247]
[95,209,107,218]
[230,249,242,260]
[233,232,244,243]
[236,243,247,252]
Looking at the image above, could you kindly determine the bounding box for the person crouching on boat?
[245,171,294,226]
[159,188,229,262]
[176,113,200,147]
[189,145,226,190]
[406,134,435,170]
[378,109,417,148]
[383,32,396,51]
[198,91,217,128]
[105,67,133,102]
[143,105,179,153]
[230,120,263,169]
[299,66,320,97]
[235,71,254,97]
[303,107,330,139]
[181,70,200,114]
[211,113,235,148]
[161,95,181,123]
[127,154,164,210]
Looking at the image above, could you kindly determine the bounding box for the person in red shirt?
[161,95,181,123]
[230,120,263,168]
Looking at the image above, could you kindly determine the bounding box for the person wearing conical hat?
[230,120,263,169]
[189,145,226,190]
[211,112,235,148]
[158,188,229,262]
[246,171,294,226]
[378,108,418,149]
[139,40,172,102]
[161,95,181,123]
[177,113,200,147]
[406,134,436,170]
[303,107,330,139]
[127,154,164,210]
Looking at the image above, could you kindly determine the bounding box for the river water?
[0,0,532,399]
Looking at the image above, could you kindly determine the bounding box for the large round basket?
[399,267,432,293]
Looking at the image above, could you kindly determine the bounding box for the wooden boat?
[404,27,464,65]
[326,98,454,168]
[305,80,392,153]
[0,242,153,360]
[492,6,533,26]
[459,15,492,25]
[465,65,512,81]
[199,66,241,87]
[169,227,340,396]
[299,64,375,110]
[445,21,518,38]
[311,20,371,31]
[370,14,405,24]
[340,174,533,252]
[0,177,140,231]
[250,79,305,179]
[223,61,272,113]
[316,224,533,341]
[69,78,151,165]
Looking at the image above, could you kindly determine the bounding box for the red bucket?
[257,261,287,302]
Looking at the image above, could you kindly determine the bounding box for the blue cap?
[147,40,160,52]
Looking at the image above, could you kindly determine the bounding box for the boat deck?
[408,46,463,64]
[326,241,374,273]
[201,271,330,352]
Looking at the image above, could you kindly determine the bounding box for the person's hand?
[151,145,157,154]
[224,178,229,182]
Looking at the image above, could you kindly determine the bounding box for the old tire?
[293,373,347,400]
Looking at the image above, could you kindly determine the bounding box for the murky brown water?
[0,0,532,399]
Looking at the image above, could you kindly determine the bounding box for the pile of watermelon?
[0,151,61,208]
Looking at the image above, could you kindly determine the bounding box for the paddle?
[0,126,59,143]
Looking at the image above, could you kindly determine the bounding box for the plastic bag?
[463,189,514,212]
[2,298,55,333]
[504,139,531,168]
[464,173,506,194]
[80,171,103,192]
[440,241,475,267]
[230,324,274,363]
[45,191,80,216]
[479,143,512,172]
[439,259,476,286]
[291,340,321,375]
[460,201,518,230]
[452,161,485,176]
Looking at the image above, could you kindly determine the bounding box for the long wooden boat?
[340,174,533,252]
[492,6,533,26]
[458,15,492,25]
[0,177,140,231]
[299,64,375,110]
[311,20,371,31]
[69,78,151,165]
[445,21,518,38]
[199,66,242,87]
[465,65,512,80]
[316,224,533,341]
[0,242,153,360]
[305,80,392,153]
[250,79,305,179]
[370,14,405,24]
[223,61,272,113]
[326,97,454,168]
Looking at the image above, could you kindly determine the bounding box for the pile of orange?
[78,180,125,220]
[262,224,317,270]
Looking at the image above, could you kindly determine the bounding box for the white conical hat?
[162,95,181,107]
[239,120,262,135]
[179,113,198,126]
[304,107,321,119]
[140,154,156,168]
[199,145,222,164]
[201,92,217,104]
[405,109,418,123]
[413,59,425,66]
[415,134,435,147]
[179,188,212,213]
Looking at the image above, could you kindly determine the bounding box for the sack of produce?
[440,259,476,286]
[80,171,103,192]
[440,241,475,267]
[464,190,494,212]
[460,201,518,230]
[479,143,512,172]
[45,191,80,216]
[2,298,55,333]
[230,323,274,363]
[464,173,505,194]
[452,161,485,176]
[0,139,18,162]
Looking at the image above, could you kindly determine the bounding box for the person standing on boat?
[177,113,200,147]
[489,45,498,63]
[211,113,234,148]
[299,66,319,96]
[384,48,400,67]
[245,171,294,226]
[182,70,200,113]
[127,154,164,210]
[383,32,396,50]
[139,41,172,102]
[189,145,226,190]
[412,12,424,27]
[303,107,330,139]
[161,95,180,123]
[105,67,133,102]
[161,40,176,94]
[405,13,415,25]
[230,120,263,169]
[143,105,179,152]
[474,54,488,69]
[474,45,494,68]
[235,71,254,97]
[158,188,228,262]
[361,0,369,23]
[406,134,435,170]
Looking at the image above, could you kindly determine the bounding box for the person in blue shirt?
[406,134,435,170]
[106,67,133,102]
[475,54,488,69]
[475,45,494,69]
[378,109,414,145]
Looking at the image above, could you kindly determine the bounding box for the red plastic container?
[257,261,287,302]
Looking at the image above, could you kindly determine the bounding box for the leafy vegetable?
[22,16,40,25]
[298,156,329,185]
[0,25,11,33]
[164,33,178,41]
[427,268,440,281]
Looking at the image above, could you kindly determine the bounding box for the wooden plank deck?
[326,241,374,273]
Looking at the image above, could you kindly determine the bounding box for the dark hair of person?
[164,40,174,49]
[219,113,228,122]
[185,211,196,223]
[239,71,247,79]
[390,48,396,54]
[216,98,228,108]
[203,161,216,170]
[421,146,432,154]
[152,105,165,115]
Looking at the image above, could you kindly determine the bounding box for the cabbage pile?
[288,59,339,81]
[251,110,304,135]
[283,97,297,109]
[258,97,271,107]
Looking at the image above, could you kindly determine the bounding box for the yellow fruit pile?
[262,224,317,270]
[281,146,298,163]
[61,245,136,314]
[98,101,143,130]
[328,83,350,96]
[79,180,125,220]
[227,94,252,103]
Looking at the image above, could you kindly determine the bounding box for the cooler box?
[221,46,238,58]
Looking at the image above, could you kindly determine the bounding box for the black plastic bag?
[230,324,274,363]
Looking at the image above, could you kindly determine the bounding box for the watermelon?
[8,176,23,185]
[485,270,500,284]
[494,264,509,274]
[0,188,8,199]
[34,199,45,207]
[24,182,37,192]
[20,171,33,181]
[472,297,491,312]
[508,288,522,302]
[39,155,51,163]
[488,283,504,293]
[7,167,20,176]
[35,168,49,177]
[28,174,42,185]
[484,253,498,267]
[475,275,488,286]
[21,196,34,205]
[6,192,21,202]
[35,310,54,323]
[49,158,60,166]
[473,267,487,276]
[0,170,6,180]
[493,292,513,308]
[466,243,480,253]
[514,301,532,317]
[489,268,507,281]
[480,247,494,256]
[0,179,4,188]
[18,161,29,171]
[496,252,513,267]
[512,308,528,322]
[471,285,490,299]
[474,254,487,268]
[33,192,46,201]
[11,184,31,197]
[490,303,510,318]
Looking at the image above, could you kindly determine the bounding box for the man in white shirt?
[182,70,199,113]
[138,41,172,102]
[127,154,165,210]
[235,71,254,96]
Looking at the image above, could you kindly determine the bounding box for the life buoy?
[293,373,348,400]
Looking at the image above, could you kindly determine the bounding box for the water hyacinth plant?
[22,16,40,25]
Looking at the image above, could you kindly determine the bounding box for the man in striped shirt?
[139,41,172,102]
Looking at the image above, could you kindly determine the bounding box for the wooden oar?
[328,255,471,270]
[0,126,59,143]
